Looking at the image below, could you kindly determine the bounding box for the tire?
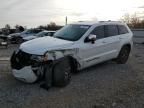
[53,58,72,87]
[16,38,23,44]
[43,64,53,89]
[116,46,130,64]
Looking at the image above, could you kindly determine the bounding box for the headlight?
[31,55,48,62]
[44,51,56,60]
[44,51,64,60]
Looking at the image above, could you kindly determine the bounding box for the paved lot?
[0,44,144,108]
[0,44,19,57]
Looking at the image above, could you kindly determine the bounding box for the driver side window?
[91,25,105,39]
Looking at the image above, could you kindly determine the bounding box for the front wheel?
[53,58,72,87]
[116,46,130,64]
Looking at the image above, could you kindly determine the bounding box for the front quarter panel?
[45,48,83,69]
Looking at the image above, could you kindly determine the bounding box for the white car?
[11,21,133,88]
[23,31,55,41]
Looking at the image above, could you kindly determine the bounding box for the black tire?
[116,46,130,64]
[44,64,53,89]
[53,58,72,87]
[16,38,23,44]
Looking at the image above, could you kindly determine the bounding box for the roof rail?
[99,20,122,23]
[78,20,91,22]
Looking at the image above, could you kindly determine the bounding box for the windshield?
[21,29,41,34]
[35,31,47,37]
[21,30,31,34]
[54,24,90,41]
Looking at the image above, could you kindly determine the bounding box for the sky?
[0,0,144,28]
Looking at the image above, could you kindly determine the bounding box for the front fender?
[44,48,82,69]
[44,49,78,60]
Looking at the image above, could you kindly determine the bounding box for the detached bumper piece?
[10,50,42,83]
[12,66,38,83]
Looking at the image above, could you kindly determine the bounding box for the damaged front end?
[10,50,46,83]
[10,48,80,83]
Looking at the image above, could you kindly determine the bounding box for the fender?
[44,48,82,69]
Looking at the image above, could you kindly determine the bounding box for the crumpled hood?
[20,36,74,55]
[23,35,37,40]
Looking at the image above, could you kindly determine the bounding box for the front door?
[78,25,108,68]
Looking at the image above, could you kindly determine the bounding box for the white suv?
[11,21,133,88]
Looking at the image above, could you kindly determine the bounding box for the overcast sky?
[0,0,144,28]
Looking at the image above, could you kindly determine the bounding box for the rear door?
[117,24,130,41]
[102,25,120,59]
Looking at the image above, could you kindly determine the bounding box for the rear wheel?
[116,46,130,64]
[53,58,72,87]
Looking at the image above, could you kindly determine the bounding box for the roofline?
[72,20,123,25]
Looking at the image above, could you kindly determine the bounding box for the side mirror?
[87,34,96,44]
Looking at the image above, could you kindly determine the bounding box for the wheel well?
[122,44,131,51]
[67,56,78,73]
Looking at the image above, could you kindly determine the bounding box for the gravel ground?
[0,44,144,108]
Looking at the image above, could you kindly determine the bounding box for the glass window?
[54,24,91,41]
[105,25,119,37]
[35,31,46,37]
[47,32,52,36]
[118,25,129,34]
[47,32,54,36]
[50,32,55,36]
[91,26,104,39]
[33,30,42,33]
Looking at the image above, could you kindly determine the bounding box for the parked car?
[23,30,55,41]
[0,34,8,48]
[11,21,133,89]
[8,29,42,43]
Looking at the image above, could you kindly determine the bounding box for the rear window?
[105,25,119,37]
[118,25,129,34]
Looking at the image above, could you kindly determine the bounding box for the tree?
[141,20,144,28]
[48,22,58,30]
[121,13,131,24]
[5,24,11,29]
[130,14,140,28]
[15,25,25,32]
[121,13,144,28]
[3,24,11,35]
[37,22,62,31]
[49,22,56,27]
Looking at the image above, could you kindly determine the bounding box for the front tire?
[116,46,130,64]
[53,58,72,87]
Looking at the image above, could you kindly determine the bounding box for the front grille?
[11,50,32,70]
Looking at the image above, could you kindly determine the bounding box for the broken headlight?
[31,55,48,62]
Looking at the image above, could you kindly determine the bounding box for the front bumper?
[12,66,38,83]
[11,50,44,83]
